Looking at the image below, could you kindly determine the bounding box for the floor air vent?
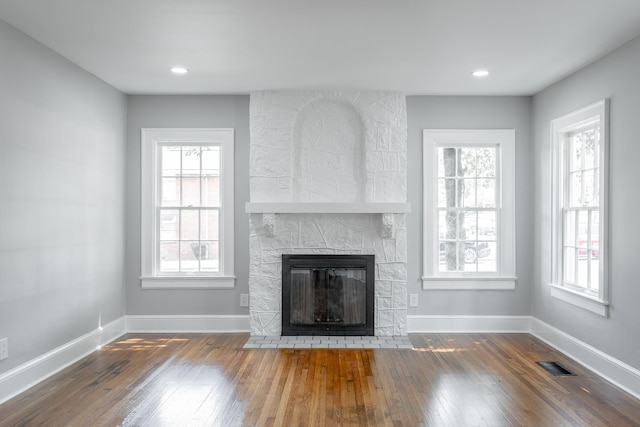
[536,361,576,376]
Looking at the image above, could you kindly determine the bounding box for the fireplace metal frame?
[281,254,375,336]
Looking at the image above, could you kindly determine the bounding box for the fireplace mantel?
[246,203,411,238]
[245,202,411,214]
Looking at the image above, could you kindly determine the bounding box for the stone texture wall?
[249,213,408,336]
[249,91,408,336]
[249,91,407,203]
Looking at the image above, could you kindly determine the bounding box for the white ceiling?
[1,0,640,96]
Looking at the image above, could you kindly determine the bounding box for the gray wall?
[125,96,250,315]
[406,96,533,315]
[0,20,127,373]
[125,95,532,318]
[532,35,640,369]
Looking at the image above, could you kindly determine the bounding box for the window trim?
[422,129,517,290]
[140,128,235,289]
[550,100,609,316]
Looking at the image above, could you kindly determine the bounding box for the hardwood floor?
[1,333,639,426]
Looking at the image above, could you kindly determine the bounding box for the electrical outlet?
[240,293,249,307]
[0,338,8,360]
[409,294,419,308]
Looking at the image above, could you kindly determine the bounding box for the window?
[141,129,235,288]
[551,100,609,316]
[422,130,516,290]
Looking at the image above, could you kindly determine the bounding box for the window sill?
[549,283,609,317]
[140,275,236,289]
[422,276,517,290]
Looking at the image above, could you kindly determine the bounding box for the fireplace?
[282,254,375,336]
[248,91,408,337]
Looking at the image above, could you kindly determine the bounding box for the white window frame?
[422,129,516,290]
[550,100,609,316]
[140,128,235,289]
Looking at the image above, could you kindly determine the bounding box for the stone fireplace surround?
[247,91,409,336]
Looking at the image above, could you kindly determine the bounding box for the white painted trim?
[140,275,236,289]
[550,99,610,307]
[140,128,235,283]
[244,202,412,213]
[422,276,516,290]
[531,318,640,400]
[408,315,531,333]
[422,129,517,288]
[126,315,251,333]
[549,283,609,317]
[0,317,126,405]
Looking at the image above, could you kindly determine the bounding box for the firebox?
[281,254,374,336]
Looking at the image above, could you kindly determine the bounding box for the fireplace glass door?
[282,255,374,336]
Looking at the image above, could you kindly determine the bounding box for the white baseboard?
[0,317,126,405]
[126,314,251,333]
[408,315,532,333]
[530,318,640,400]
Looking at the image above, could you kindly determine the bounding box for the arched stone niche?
[292,99,365,202]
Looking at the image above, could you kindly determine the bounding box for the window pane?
[460,147,476,177]
[201,146,220,173]
[577,210,589,241]
[591,211,600,259]
[462,211,477,240]
[159,209,178,240]
[564,210,577,248]
[180,241,200,272]
[181,176,201,207]
[478,211,496,238]
[203,176,220,207]
[462,179,476,207]
[200,210,219,241]
[477,147,495,178]
[161,146,181,176]
[563,247,576,284]
[590,261,600,294]
[583,129,597,170]
[441,147,459,177]
[569,135,582,172]
[444,211,459,240]
[160,241,179,272]
[478,241,497,273]
[569,172,582,207]
[577,255,588,289]
[438,210,447,240]
[440,241,460,272]
[181,146,201,174]
[180,210,199,240]
[200,241,219,272]
[583,170,595,206]
[161,177,179,206]
[440,178,457,207]
[477,179,496,207]
[437,179,447,207]
[462,242,478,272]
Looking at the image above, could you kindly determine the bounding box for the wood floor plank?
[1,333,640,426]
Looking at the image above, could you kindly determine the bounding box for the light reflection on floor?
[425,373,510,425]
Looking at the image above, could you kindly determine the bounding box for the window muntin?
[437,146,499,273]
[562,126,600,295]
[158,145,221,274]
[422,129,516,290]
[141,129,235,289]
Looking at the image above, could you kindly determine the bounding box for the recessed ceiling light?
[472,70,489,77]
[170,67,189,74]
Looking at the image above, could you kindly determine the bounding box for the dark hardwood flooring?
[1,333,639,426]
